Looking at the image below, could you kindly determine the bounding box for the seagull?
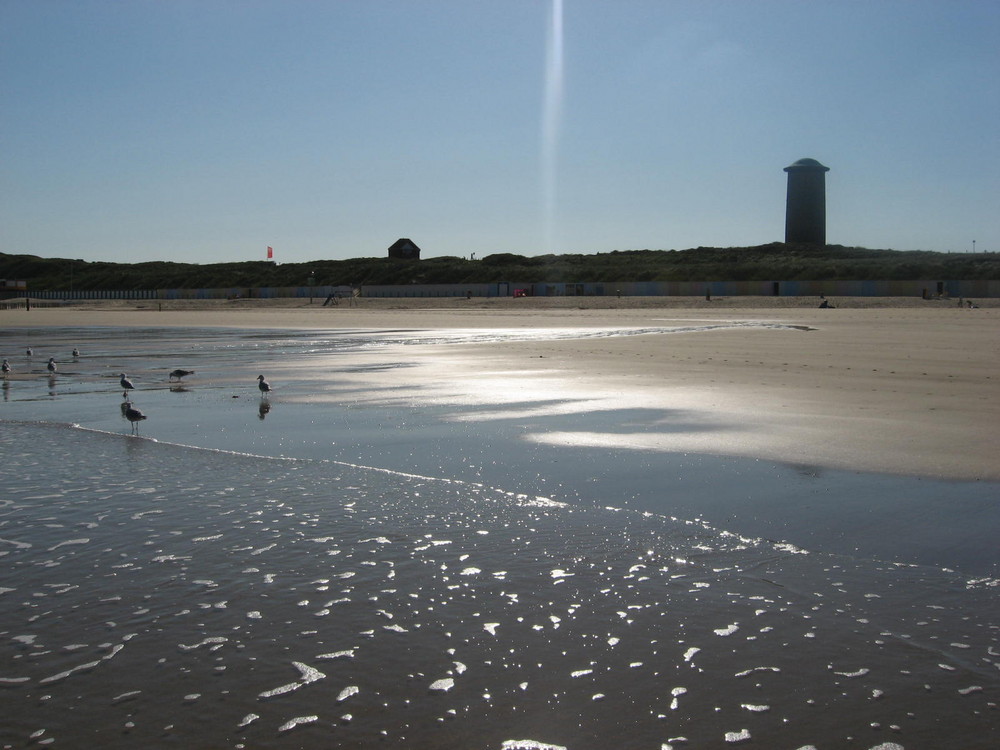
[169,369,194,381]
[257,374,271,397]
[47,358,57,374]
[26,347,32,357]
[2,359,10,376]
[123,401,147,434]
[120,373,135,398]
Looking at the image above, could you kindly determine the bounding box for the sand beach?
[5,295,998,481]
[2,296,998,749]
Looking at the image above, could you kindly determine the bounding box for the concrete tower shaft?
[784,158,830,245]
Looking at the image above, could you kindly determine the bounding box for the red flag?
[267,246,273,259]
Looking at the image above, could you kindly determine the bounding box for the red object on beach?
[267,246,273,259]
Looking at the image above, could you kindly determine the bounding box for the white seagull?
[47,358,57,374]
[2,359,10,376]
[120,373,135,398]
[72,348,80,357]
[257,374,271,397]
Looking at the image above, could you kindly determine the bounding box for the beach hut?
[388,238,421,261]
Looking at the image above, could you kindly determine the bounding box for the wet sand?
[2,306,998,748]
[5,297,998,481]
[3,421,997,749]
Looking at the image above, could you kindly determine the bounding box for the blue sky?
[2,0,997,264]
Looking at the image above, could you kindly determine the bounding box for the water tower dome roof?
[784,158,830,172]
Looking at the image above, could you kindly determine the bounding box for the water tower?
[783,158,830,245]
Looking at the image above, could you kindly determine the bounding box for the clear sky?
[1,0,997,264]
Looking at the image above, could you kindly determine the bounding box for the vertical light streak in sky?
[541,0,564,254]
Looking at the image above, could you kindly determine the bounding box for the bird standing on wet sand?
[120,373,135,398]
[2,359,10,377]
[123,401,147,434]
[47,358,57,374]
[169,369,194,381]
[257,374,271,397]
[26,347,32,357]
[72,348,80,358]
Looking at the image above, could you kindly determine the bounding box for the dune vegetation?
[2,244,998,292]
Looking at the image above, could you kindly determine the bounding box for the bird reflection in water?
[258,400,271,420]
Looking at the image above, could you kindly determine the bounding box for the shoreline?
[3,299,998,482]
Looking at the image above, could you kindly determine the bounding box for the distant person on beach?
[819,296,834,309]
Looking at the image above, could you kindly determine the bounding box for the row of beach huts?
[3,278,998,302]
